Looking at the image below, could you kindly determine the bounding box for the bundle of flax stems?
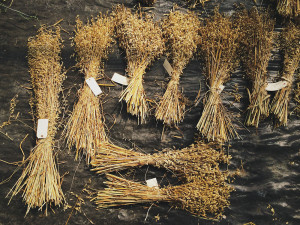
[235,8,274,127]
[276,0,299,18]
[91,165,233,219]
[90,142,229,181]
[64,14,113,163]
[155,10,201,126]
[113,5,164,123]
[8,27,65,214]
[196,9,239,143]
[270,23,300,126]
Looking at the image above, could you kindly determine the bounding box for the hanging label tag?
[146,178,158,188]
[218,84,225,93]
[85,77,102,96]
[111,73,129,86]
[265,81,288,91]
[163,59,173,76]
[37,119,48,139]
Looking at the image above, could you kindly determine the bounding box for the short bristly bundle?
[270,23,300,126]
[90,142,229,181]
[92,165,233,219]
[64,15,113,163]
[277,0,299,18]
[235,8,274,127]
[8,27,64,214]
[155,11,200,126]
[113,5,165,123]
[196,9,239,143]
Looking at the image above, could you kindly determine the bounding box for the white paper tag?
[218,84,225,93]
[37,119,48,139]
[111,73,129,86]
[265,81,288,91]
[146,178,158,188]
[163,59,173,76]
[85,77,102,96]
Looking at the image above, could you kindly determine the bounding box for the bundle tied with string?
[8,27,65,215]
[276,0,299,18]
[271,23,300,126]
[64,14,113,163]
[92,163,233,219]
[196,9,239,143]
[155,10,201,126]
[112,5,165,124]
[90,142,229,182]
[235,8,274,127]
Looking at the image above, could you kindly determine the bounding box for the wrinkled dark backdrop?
[0,0,299,224]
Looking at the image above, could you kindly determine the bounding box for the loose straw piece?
[64,14,113,163]
[270,23,300,126]
[196,8,239,142]
[155,11,201,126]
[113,5,165,124]
[8,27,65,215]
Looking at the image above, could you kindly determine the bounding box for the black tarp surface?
[0,0,299,224]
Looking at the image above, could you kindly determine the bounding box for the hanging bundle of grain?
[92,167,233,219]
[277,0,299,18]
[113,5,165,123]
[235,8,274,127]
[90,142,229,182]
[196,9,239,142]
[270,23,300,126]
[155,11,201,126]
[8,27,65,214]
[64,14,113,163]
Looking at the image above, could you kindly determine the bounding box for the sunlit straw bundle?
[235,8,274,127]
[64,15,113,163]
[270,23,300,126]
[196,9,239,142]
[8,27,64,214]
[113,5,165,123]
[92,167,233,219]
[277,0,299,18]
[155,11,200,126]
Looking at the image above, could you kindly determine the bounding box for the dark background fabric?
[0,0,299,224]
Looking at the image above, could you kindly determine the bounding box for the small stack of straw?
[155,10,200,126]
[113,5,165,124]
[196,9,239,142]
[90,142,229,181]
[276,0,299,18]
[270,23,300,126]
[235,8,274,127]
[8,27,65,214]
[92,165,233,219]
[64,14,113,163]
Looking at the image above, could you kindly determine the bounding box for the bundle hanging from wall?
[113,5,165,124]
[64,14,114,164]
[8,27,65,215]
[270,23,300,126]
[155,10,201,126]
[196,8,239,143]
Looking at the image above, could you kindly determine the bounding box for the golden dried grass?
[277,0,300,18]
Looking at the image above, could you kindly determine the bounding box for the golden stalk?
[155,11,200,126]
[270,23,300,126]
[277,0,300,18]
[64,15,113,163]
[8,27,64,214]
[196,9,239,142]
[113,5,165,124]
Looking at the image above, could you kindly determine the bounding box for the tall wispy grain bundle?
[270,23,300,126]
[155,11,200,126]
[91,142,229,181]
[92,167,233,219]
[277,0,299,18]
[113,5,165,123]
[64,15,113,163]
[235,8,274,127]
[8,27,64,214]
[196,9,239,143]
